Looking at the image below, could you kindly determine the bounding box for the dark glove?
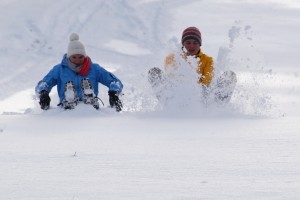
[39,90,51,110]
[108,91,122,112]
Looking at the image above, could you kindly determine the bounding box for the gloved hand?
[108,91,122,112]
[39,90,51,110]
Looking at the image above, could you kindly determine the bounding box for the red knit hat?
[181,27,202,45]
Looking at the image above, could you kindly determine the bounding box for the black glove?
[108,91,122,112]
[39,90,51,110]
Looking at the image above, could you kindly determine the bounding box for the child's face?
[69,54,85,66]
[183,39,200,56]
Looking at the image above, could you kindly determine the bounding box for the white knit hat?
[67,33,86,58]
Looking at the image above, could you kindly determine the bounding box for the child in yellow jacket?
[148,27,236,105]
[164,27,214,87]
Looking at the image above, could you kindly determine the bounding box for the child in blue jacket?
[35,33,123,111]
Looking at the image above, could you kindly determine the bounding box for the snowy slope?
[0,0,300,199]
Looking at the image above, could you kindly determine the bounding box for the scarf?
[68,56,91,76]
[77,56,91,76]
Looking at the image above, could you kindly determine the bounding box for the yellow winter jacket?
[164,50,214,87]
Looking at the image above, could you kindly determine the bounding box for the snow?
[1,0,300,199]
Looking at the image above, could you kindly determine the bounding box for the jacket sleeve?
[95,65,123,93]
[35,65,60,95]
[199,56,213,86]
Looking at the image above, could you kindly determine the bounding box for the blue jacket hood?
[61,54,69,68]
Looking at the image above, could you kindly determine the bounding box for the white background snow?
[0,0,300,199]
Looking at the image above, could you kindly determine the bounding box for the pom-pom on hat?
[67,33,86,58]
[181,27,202,45]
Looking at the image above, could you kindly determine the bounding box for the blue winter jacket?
[35,54,123,103]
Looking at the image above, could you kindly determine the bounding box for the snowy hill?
[0,0,300,199]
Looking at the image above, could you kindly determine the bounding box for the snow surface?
[1,0,300,199]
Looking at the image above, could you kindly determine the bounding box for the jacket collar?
[195,49,202,58]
